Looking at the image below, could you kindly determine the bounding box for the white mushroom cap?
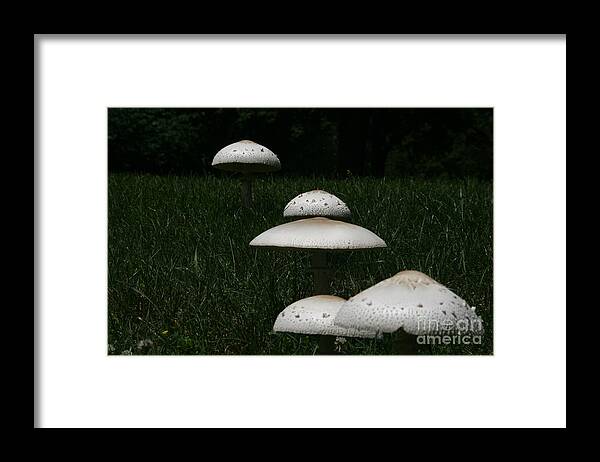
[334,270,484,335]
[249,217,386,251]
[212,140,281,173]
[283,190,351,220]
[273,295,377,338]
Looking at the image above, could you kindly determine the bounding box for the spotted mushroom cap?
[334,270,484,335]
[283,190,351,220]
[273,295,377,338]
[212,140,281,173]
[249,217,386,251]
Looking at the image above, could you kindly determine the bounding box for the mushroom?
[249,217,386,294]
[333,270,484,354]
[273,295,377,354]
[283,190,351,221]
[211,139,281,207]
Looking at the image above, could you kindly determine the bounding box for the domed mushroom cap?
[334,270,484,335]
[249,217,386,250]
[212,140,281,173]
[283,190,351,220]
[273,295,377,338]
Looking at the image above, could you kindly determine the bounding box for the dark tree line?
[108,108,492,179]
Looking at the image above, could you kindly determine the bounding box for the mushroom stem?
[317,335,336,355]
[241,174,253,208]
[391,329,421,355]
[310,252,331,295]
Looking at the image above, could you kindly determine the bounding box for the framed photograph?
[35,34,566,428]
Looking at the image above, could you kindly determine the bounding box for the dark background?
[108,108,493,179]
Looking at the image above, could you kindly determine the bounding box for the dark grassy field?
[108,173,493,355]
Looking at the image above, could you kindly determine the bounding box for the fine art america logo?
[415,315,484,345]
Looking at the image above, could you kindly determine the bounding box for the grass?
[108,173,493,355]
